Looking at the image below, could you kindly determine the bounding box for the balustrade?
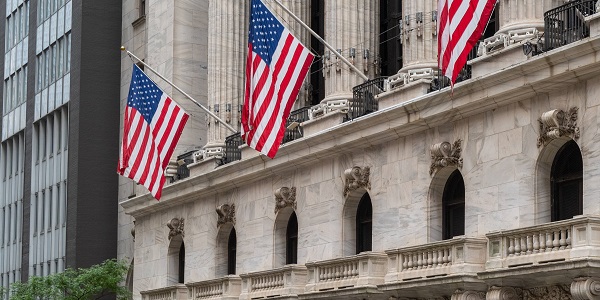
[239,265,307,300]
[141,284,188,300]
[186,276,241,300]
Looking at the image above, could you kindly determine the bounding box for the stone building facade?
[119,0,600,299]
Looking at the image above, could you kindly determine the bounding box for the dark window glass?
[379,0,403,75]
[178,242,185,283]
[442,170,465,240]
[356,193,373,254]
[551,140,583,221]
[286,212,298,264]
[227,229,237,275]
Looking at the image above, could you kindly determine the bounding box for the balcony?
[186,276,242,300]
[239,265,307,300]
[141,284,188,300]
[282,106,310,144]
[346,77,386,121]
[544,0,596,51]
[301,252,387,299]
[482,216,600,285]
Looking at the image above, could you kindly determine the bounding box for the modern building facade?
[0,0,121,297]
[120,0,600,299]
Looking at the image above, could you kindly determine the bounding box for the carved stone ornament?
[450,289,485,300]
[537,107,580,148]
[523,285,571,300]
[487,286,521,300]
[167,218,184,240]
[216,203,236,226]
[130,220,136,241]
[274,187,297,214]
[430,140,463,176]
[571,277,600,300]
[343,166,371,198]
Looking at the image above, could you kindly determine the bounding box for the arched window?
[442,170,465,240]
[551,140,583,221]
[227,229,237,275]
[286,212,298,264]
[356,193,373,254]
[178,242,185,283]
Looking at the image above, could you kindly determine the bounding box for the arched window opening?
[286,212,298,264]
[178,242,185,283]
[227,228,237,275]
[356,193,373,254]
[442,170,465,240]
[551,140,583,221]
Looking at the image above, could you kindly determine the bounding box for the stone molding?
[274,187,297,214]
[571,277,600,300]
[450,289,485,300]
[429,140,463,176]
[487,286,521,300]
[523,285,571,300]
[167,218,184,240]
[537,107,580,148]
[343,166,371,198]
[217,203,236,226]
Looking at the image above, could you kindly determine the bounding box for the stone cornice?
[121,34,600,218]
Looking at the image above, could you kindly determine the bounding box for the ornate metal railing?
[282,106,310,144]
[221,132,242,165]
[347,77,387,121]
[544,0,596,51]
[429,42,480,92]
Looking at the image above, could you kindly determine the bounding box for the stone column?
[205,0,249,155]
[497,0,565,34]
[264,1,312,109]
[322,0,380,104]
[400,0,439,72]
[571,277,600,300]
[486,286,520,300]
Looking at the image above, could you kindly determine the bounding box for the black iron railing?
[429,41,480,92]
[221,132,242,165]
[544,0,596,51]
[347,77,387,121]
[173,150,196,181]
[282,106,310,144]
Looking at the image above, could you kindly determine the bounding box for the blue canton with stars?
[249,0,285,66]
[127,65,164,124]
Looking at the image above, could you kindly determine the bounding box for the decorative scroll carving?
[217,204,236,226]
[167,218,184,240]
[343,166,371,197]
[537,107,580,148]
[274,187,297,214]
[523,285,571,300]
[450,289,485,300]
[571,277,600,300]
[430,140,463,176]
[487,286,521,300]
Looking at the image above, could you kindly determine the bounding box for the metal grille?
[348,77,387,121]
[222,133,242,165]
[282,106,310,144]
[544,0,595,51]
[429,42,479,92]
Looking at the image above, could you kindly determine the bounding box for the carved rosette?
[487,286,521,300]
[537,107,580,148]
[571,277,600,300]
[216,203,236,226]
[343,166,371,198]
[167,218,184,240]
[523,285,571,300]
[274,187,297,214]
[450,289,485,300]
[430,140,463,176]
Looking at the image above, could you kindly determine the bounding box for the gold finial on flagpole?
[120,46,126,51]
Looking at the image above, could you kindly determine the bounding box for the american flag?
[118,65,189,200]
[438,0,496,86]
[241,0,314,158]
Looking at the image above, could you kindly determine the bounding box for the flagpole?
[121,46,238,134]
[271,0,370,81]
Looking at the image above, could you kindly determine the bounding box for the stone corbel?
[167,217,184,240]
[343,166,371,198]
[217,203,236,226]
[451,289,485,300]
[537,107,580,148]
[571,277,600,300]
[429,140,463,176]
[486,286,521,300]
[274,187,297,214]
